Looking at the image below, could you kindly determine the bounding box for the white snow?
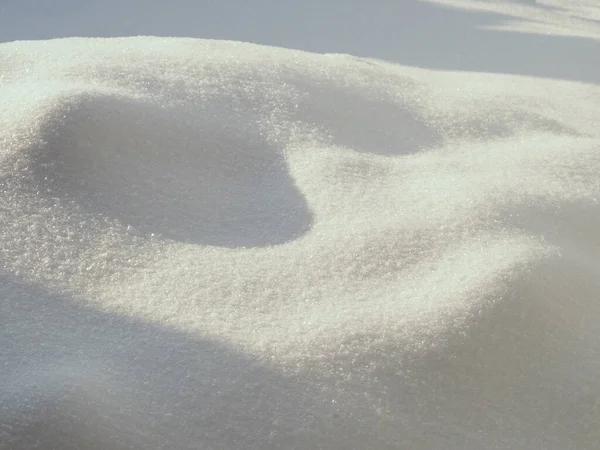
[1,1,600,449]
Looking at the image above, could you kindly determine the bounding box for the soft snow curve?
[1,37,599,449]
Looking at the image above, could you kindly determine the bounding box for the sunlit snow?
[1,1,599,449]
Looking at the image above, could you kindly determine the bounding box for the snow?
[1,2,599,449]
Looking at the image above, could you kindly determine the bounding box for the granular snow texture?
[1,37,599,449]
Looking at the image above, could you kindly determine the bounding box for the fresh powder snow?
[1,1,599,449]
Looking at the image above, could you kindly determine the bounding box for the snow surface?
[1,1,600,449]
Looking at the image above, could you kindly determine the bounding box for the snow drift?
[1,37,599,449]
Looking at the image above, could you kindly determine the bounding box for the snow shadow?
[0,275,384,450]
[290,79,442,156]
[30,93,312,247]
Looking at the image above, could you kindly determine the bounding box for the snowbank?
[1,36,599,449]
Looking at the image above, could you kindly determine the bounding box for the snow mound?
[1,37,599,449]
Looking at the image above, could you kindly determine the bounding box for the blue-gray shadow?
[0,274,380,449]
[28,93,312,247]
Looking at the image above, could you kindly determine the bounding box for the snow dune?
[1,34,599,448]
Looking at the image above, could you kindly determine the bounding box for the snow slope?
[1,2,600,449]
[2,1,599,83]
